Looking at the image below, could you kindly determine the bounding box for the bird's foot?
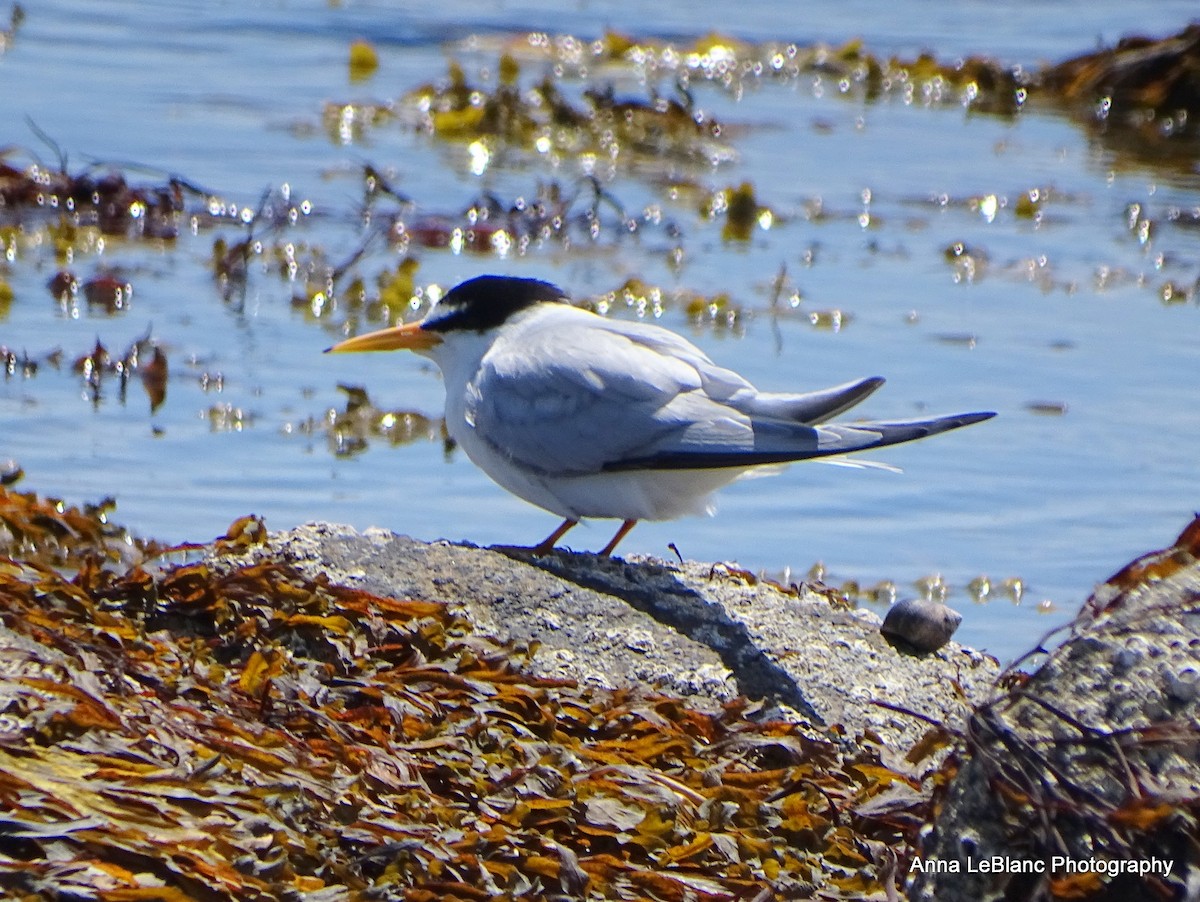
[490,518,580,558]
[489,543,544,557]
[532,518,579,554]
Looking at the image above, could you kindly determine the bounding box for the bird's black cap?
[423,275,569,333]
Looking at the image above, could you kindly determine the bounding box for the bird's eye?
[423,304,466,333]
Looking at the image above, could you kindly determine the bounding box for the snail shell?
[880,598,962,653]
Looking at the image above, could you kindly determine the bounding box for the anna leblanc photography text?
[909,854,1175,878]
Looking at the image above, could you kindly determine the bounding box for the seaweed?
[0,488,948,899]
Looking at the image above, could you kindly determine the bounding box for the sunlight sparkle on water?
[468,140,491,175]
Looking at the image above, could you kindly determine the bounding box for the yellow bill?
[325,321,442,354]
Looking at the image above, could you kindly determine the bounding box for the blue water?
[2,0,1199,663]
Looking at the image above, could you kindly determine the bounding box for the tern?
[328,275,993,556]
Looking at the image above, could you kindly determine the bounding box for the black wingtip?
[960,411,997,426]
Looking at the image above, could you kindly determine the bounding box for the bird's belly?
[467,443,745,521]
[544,467,748,521]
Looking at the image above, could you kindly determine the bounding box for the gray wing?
[604,411,996,471]
[465,317,752,476]
[466,315,985,476]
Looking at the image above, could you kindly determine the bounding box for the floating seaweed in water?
[0,3,23,55]
[320,383,443,458]
[208,183,317,308]
[81,270,133,315]
[0,136,190,243]
[1038,24,1200,170]
[389,52,733,174]
[387,177,642,259]
[66,327,165,411]
[1043,24,1200,124]
[704,181,775,242]
[347,37,379,83]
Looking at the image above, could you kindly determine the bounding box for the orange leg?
[598,519,638,557]
[532,518,578,554]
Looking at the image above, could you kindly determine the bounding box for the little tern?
[328,275,994,556]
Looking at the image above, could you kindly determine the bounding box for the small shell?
[880,598,963,653]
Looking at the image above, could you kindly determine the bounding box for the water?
[2,0,1199,663]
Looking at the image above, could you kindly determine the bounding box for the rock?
[228,522,1000,756]
[909,515,1200,901]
